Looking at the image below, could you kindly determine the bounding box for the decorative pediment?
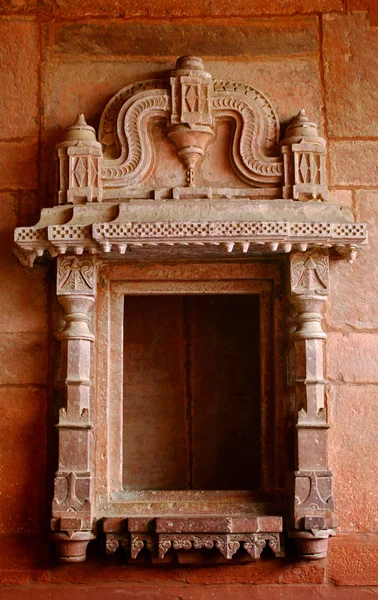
[14,56,367,266]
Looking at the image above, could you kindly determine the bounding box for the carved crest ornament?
[14,56,367,564]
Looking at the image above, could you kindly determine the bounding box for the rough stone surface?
[0,20,39,138]
[42,58,323,132]
[329,140,378,186]
[55,0,343,18]
[0,582,376,599]
[347,0,378,25]
[0,141,38,189]
[323,13,378,137]
[328,534,378,586]
[328,385,378,532]
[325,190,378,330]
[326,332,378,383]
[0,388,46,534]
[0,333,48,385]
[53,18,318,58]
[0,193,48,333]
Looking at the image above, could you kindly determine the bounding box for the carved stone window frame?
[13,56,368,564]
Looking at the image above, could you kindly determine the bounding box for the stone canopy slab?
[15,199,366,266]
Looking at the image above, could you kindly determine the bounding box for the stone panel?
[325,190,378,330]
[328,385,378,532]
[329,140,378,187]
[52,18,318,58]
[323,13,378,137]
[56,0,342,18]
[0,388,46,534]
[0,333,48,385]
[326,332,378,383]
[0,141,38,190]
[0,20,39,138]
[328,534,378,586]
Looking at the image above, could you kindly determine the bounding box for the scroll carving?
[95,56,283,190]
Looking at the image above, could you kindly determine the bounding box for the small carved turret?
[56,114,103,204]
[281,109,328,202]
[168,56,215,186]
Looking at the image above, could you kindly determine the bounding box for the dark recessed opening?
[122,294,261,491]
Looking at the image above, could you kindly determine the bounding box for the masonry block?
[0,388,46,534]
[328,385,378,533]
[326,332,378,383]
[0,20,39,138]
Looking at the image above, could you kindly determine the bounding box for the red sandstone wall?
[0,0,377,597]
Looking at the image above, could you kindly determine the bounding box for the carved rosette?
[289,250,336,559]
[51,256,97,561]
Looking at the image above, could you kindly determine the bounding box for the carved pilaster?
[281,110,328,202]
[56,114,102,204]
[51,256,96,562]
[289,250,336,559]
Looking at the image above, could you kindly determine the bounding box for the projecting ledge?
[14,199,367,266]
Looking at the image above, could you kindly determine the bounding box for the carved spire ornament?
[13,57,367,564]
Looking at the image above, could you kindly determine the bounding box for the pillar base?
[51,531,96,562]
[291,530,334,560]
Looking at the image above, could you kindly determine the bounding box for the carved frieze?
[102,517,283,562]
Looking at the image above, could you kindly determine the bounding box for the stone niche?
[14,56,368,565]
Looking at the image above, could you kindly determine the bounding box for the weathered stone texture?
[325,191,378,330]
[328,385,378,532]
[323,13,378,137]
[0,20,39,138]
[55,0,343,18]
[43,58,323,136]
[0,388,46,534]
[329,140,378,186]
[347,0,378,25]
[328,534,378,586]
[0,0,38,10]
[0,192,48,333]
[326,332,378,383]
[53,18,318,58]
[0,141,38,189]
[0,582,376,599]
[0,333,48,385]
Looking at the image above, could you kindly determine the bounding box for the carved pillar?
[51,257,97,562]
[56,114,102,204]
[289,250,336,559]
